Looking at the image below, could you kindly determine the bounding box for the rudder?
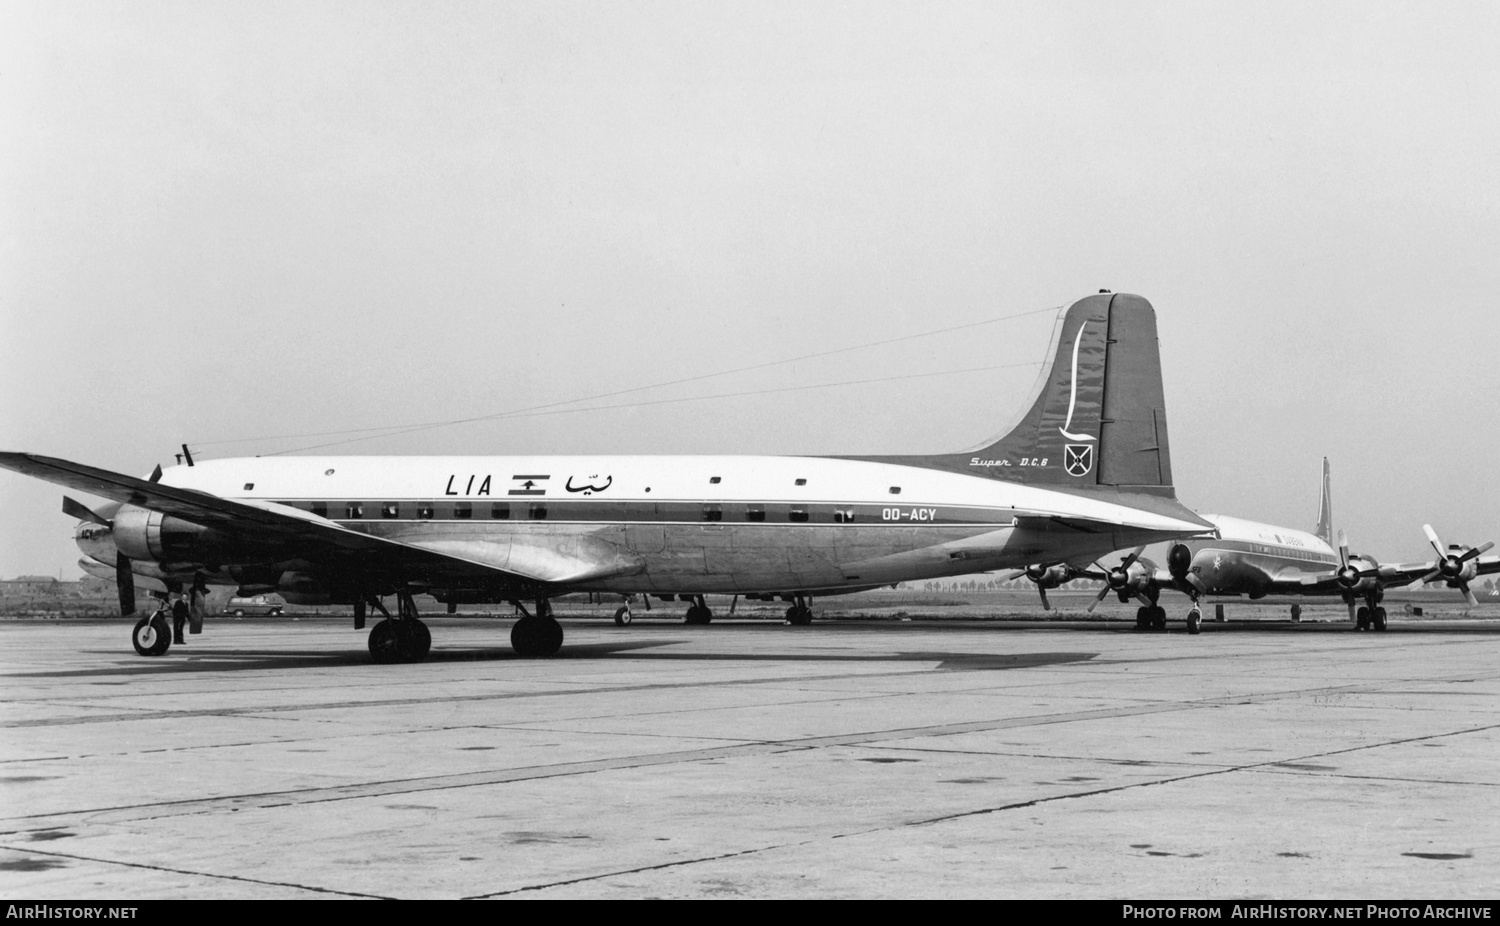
[866,292,1177,495]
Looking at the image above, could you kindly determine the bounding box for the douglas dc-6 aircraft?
[2,291,1215,662]
[1016,459,1497,632]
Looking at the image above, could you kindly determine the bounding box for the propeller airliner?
[3,292,1214,661]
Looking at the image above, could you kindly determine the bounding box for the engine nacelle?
[111,505,216,562]
[1025,563,1075,588]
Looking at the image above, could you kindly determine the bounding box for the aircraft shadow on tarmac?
[25,641,1098,678]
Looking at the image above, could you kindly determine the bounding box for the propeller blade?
[62,496,111,526]
[1418,569,1442,585]
[1037,587,1051,611]
[1119,545,1147,570]
[1086,584,1110,613]
[1337,530,1350,569]
[149,464,163,483]
[115,552,136,617]
[1458,541,1495,563]
[999,570,1027,582]
[1458,581,1479,608]
[1423,524,1446,558]
[1346,600,1358,623]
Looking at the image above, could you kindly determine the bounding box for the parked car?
[224,595,284,617]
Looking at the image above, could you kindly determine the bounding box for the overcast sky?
[3,1,1498,579]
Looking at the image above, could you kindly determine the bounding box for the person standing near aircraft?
[171,592,190,645]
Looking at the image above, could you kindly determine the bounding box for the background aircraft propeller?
[1087,546,1148,613]
[1005,563,1081,611]
[1419,524,1494,607]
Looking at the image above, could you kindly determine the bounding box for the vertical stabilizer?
[1315,457,1333,544]
[855,292,1179,496]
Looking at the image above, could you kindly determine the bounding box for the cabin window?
[529,504,547,520]
[745,506,766,522]
[889,486,901,495]
[702,504,722,522]
[709,476,721,484]
[381,503,400,519]
[417,503,434,519]
[834,508,855,523]
[794,478,807,486]
[345,503,363,519]
[310,502,328,518]
[243,482,255,491]
[454,502,472,519]
[789,508,809,522]
[491,503,509,520]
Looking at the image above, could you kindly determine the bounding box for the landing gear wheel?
[684,605,712,625]
[1372,607,1387,632]
[1150,606,1167,631]
[132,615,171,656]
[1290,604,1302,623]
[614,605,632,626]
[1356,606,1371,631]
[512,617,563,657]
[1186,608,1202,635]
[368,619,403,664]
[784,606,812,626]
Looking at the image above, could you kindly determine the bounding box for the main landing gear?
[784,594,813,626]
[511,598,564,658]
[1134,604,1168,632]
[1355,602,1388,632]
[366,591,432,664]
[684,595,712,625]
[1346,587,1388,632]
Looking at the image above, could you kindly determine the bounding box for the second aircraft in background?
[1013,459,1498,633]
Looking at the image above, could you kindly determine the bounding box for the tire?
[1356,607,1370,630]
[512,617,564,657]
[132,616,160,656]
[368,619,402,664]
[233,609,245,618]
[405,620,432,661]
[614,605,632,627]
[148,614,172,656]
[1151,606,1168,631]
[270,608,283,617]
[1373,607,1388,632]
[1187,610,1202,635]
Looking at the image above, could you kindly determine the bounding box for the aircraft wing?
[0,453,642,587]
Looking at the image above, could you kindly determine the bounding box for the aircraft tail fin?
[861,292,1180,495]
[1314,457,1333,545]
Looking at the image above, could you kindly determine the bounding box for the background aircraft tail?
[864,292,1182,498]
[1315,457,1333,544]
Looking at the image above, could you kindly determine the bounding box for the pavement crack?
[0,844,389,898]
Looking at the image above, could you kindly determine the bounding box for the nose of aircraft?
[74,521,119,566]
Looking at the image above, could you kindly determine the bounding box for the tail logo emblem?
[1064,444,1094,478]
[1058,320,1097,443]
